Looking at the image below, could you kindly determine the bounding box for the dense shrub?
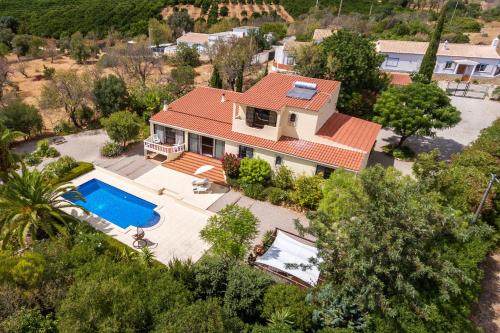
[36,139,60,158]
[1,308,57,333]
[24,153,42,166]
[43,156,78,178]
[100,141,124,157]
[264,187,289,205]
[239,158,272,184]
[222,153,241,178]
[57,257,191,332]
[223,264,274,322]
[242,182,267,200]
[291,174,323,210]
[153,298,245,332]
[173,43,201,67]
[262,284,314,332]
[53,120,78,135]
[194,255,231,299]
[272,165,294,190]
[0,100,43,138]
[42,65,56,80]
[56,162,94,183]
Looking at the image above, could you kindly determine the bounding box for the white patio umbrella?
[194,165,214,175]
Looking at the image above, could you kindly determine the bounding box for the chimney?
[221,93,226,103]
[492,37,499,49]
[163,100,168,112]
[444,40,449,50]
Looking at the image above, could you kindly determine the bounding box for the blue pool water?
[66,179,160,229]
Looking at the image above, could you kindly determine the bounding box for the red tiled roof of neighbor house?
[236,73,340,112]
[151,88,365,170]
[389,73,412,86]
[317,113,382,152]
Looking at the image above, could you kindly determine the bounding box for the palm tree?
[0,166,85,249]
[0,127,24,181]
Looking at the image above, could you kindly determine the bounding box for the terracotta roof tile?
[151,87,240,124]
[236,73,340,112]
[389,73,412,86]
[151,109,365,171]
[376,39,500,59]
[317,113,382,152]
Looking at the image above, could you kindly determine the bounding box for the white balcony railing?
[144,136,185,156]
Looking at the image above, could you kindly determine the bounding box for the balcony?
[144,136,185,161]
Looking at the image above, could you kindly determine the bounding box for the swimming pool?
[66,178,160,229]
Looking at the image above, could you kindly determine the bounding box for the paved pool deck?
[66,167,212,264]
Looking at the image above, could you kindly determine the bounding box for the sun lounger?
[193,182,212,193]
[192,178,209,186]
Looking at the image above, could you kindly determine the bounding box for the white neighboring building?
[208,26,259,46]
[376,38,500,81]
[272,38,311,73]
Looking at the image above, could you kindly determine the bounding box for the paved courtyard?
[67,168,212,264]
[369,95,500,174]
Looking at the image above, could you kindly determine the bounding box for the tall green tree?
[296,30,388,116]
[69,32,91,64]
[209,66,223,89]
[307,166,472,330]
[93,75,129,117]
[0,100,43,138]
[235,61,244,92]
[40,70,92,128]
[0,127,23,181]
[418,4,447,83]
[0,167,84,249]
[373,82,460,147]
[200,204,259,261]
[100,111,142,148]
[148,18,173,47]
[167,11,194,39]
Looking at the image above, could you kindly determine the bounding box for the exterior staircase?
[162,152,226,185]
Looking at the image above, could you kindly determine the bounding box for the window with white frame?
[385,57,399,67]
[444,61,454,70]
[275,156,282,166]
[476,64,488,72]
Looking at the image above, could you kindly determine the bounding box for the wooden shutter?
[246,108,255,126]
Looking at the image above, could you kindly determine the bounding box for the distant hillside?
[162,3,294,23]
[0,0,165,38]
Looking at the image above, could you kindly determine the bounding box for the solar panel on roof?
[287,87,317,100]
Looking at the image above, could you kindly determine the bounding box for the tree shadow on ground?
[381,134,464,160]
[471,253,500,333]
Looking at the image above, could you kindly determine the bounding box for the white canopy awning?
[454,59,479,66]
[256,230,321,286]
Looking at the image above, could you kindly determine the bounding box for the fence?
[445,81,490,99]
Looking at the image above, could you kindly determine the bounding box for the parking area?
[369,95,500,174]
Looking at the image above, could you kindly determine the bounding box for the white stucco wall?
[380,52,423,72]
[435,56,499,77]
[380,52,499,78]
[225,141,317,175]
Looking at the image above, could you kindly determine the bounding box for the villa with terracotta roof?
[377,38,500,82]
[145,73,381,181]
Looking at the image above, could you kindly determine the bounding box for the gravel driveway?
[369,95,500,175]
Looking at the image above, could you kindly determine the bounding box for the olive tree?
[200,204,259,261]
